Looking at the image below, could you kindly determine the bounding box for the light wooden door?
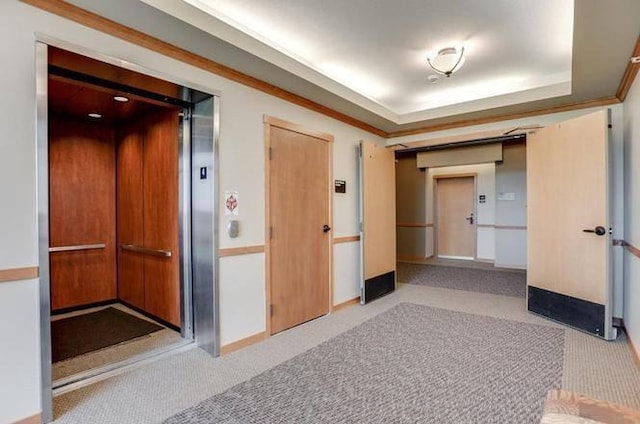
[436,176,475,259]
[267,120,331,335]
[527,109,614,340]
[49,117,117,310]
[359,141,396,304]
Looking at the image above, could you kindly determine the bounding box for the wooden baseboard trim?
[474,258,495,264]
[12,413,41,424]
[220,331,268,355]
[219,245,265,257]
[332,296,360,312]
[0,266,39,283]
[397,255,429,262]
[333,235,360,244]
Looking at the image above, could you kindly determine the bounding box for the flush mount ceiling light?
[113,96,129,102]
[427,46,465,77]
[88,113,102,118]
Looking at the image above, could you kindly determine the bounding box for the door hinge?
[269,147,273,160]
[269,226,273,239]
[270,304,274,316]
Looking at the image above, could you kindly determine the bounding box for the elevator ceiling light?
[113,96,129,102]
[88,113,102,118]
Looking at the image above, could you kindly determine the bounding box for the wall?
[395,156,426,259]
[494,143,527,268]
[426,163,496,260]
[0,2,384,422]
[623,75,640,353]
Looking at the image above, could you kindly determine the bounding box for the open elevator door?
[527,109,616,340]
[359,141,396,304]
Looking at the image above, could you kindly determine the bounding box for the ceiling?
[48,76,166,124]
[67,0,640,135]
[181,0,574,124]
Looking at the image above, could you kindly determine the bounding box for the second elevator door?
[117,109,180,327]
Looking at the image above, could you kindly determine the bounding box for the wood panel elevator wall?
[49,109,181,327]
[49,117,117,310]
[117,109,180,327]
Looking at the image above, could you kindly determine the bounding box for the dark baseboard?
[528,286,605,337]
[51,299,118,316]
[363,271,395,304]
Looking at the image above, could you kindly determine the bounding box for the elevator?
[37,44,219,414]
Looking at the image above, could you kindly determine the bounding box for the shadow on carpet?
[164,303,563,424]
[398,262,527,298]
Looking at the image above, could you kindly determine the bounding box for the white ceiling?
[155,0,574,124]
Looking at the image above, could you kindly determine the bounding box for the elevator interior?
[46,46,214,384]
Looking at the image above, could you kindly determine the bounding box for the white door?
[359,141,396,304]
[527,109,615,340]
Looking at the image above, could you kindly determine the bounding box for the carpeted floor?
[52,307,164,362]
[52,284,640,424]
[164,303,563,423]
[398,262,526,297]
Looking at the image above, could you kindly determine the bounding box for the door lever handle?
[465,215,474,225]
[323,225,331,233]
[583,226,606,236]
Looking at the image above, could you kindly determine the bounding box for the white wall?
[0,2,383,421]
[425,163,496,261]
[495,143,527,268]
[623,75,640,352]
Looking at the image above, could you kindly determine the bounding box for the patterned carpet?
[398,263,527,298]
[164,303,563,423]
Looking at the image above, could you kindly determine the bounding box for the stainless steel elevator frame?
[35,40,220,423]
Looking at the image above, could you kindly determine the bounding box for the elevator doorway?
[37,44,219,419]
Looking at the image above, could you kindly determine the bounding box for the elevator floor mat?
[52,307,164,362]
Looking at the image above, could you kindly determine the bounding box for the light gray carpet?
[164,303,563,423]
[398,263,527,298]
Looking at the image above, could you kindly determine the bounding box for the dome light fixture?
[427,46,465,77]
[113,95,129,102]
[88,113,102,118]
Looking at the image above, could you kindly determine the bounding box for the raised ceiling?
[63,0,640,134]
[182,0,574,124]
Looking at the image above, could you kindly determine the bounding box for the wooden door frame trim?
[264,116,334,142]
[264,116,334,336]
[616,36,640,102]
[433,174,478,259]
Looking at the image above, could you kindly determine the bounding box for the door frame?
[36,40,220,422]
[433,173,477,260]
[263,115,333,336]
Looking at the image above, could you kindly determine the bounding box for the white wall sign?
[225,190,239,216]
